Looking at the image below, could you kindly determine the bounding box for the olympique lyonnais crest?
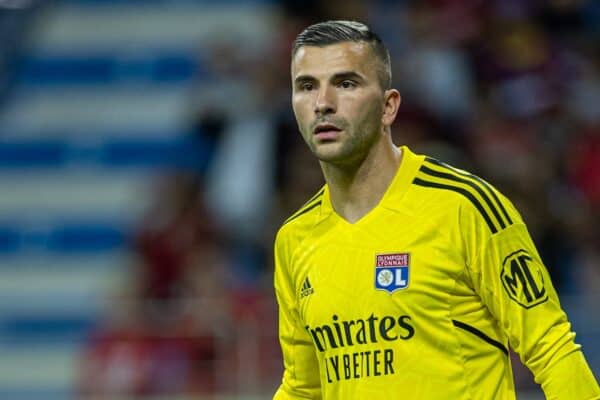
[375,253,410,293]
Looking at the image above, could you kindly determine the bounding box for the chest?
[292,212,465,328]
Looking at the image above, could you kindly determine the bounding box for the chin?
[312,142,354,164]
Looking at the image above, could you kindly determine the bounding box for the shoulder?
[410,156,520,235]
[276,186,327,248]
[283,186,326,226]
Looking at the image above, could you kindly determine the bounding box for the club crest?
[375,253,410,293]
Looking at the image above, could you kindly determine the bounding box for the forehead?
[291,41,377,80]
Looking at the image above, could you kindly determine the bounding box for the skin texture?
[291,41,402,223]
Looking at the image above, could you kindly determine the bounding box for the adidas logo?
[300,277,314,298]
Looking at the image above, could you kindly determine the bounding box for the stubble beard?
[304,109,384,168]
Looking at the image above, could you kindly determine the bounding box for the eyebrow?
[330,71,365,82]
[294,75,316,84]
[294,71,366,85]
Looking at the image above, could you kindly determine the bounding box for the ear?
[382,89,401,127]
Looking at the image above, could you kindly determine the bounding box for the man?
[273,20,600,399]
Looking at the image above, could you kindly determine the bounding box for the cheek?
[351,97,383,127]
[291,101,301,120]
[292,99,312,127]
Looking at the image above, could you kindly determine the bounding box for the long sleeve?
[462,193,600,399]
[273,229,322,399]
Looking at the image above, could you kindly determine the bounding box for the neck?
[321,135,402,223]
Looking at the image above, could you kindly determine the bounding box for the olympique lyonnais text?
[305,314,415,383]
[376,253,409,267]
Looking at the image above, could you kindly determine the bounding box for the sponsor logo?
[501,249,548,309]
[375,253,410,293]
[306,314,415,353]
[300,276,314,299]
[305,313,415,383]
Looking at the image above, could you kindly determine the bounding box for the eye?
[339,80,357,89]
[300,82,314,91]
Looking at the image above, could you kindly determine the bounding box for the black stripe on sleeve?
[413,177,498,233]
[284,200,322,225]
[452,320,509,356]
[425,157,513,226]
[419,164,507,230]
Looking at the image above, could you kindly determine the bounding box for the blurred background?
[0,0,598,399]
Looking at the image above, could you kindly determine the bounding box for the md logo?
[501,249,548,309]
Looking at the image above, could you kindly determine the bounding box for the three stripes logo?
[413,157,513,234]
[300,277,314,299]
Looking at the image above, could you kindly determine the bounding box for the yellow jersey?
[273,146,600,399]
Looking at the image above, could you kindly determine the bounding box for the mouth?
[313,123,342,140]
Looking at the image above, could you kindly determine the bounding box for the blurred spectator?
[134,174,220,300]
[79,173,235,396]
[566,125,600,206]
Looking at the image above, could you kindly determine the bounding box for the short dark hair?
[292,20,392,90]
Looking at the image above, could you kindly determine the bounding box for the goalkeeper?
[273,20,600,399]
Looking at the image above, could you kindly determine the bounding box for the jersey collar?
[319,146,425,223]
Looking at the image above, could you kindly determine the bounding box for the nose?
[314,85,336,115]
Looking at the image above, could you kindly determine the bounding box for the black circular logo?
[501,249,548,309]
